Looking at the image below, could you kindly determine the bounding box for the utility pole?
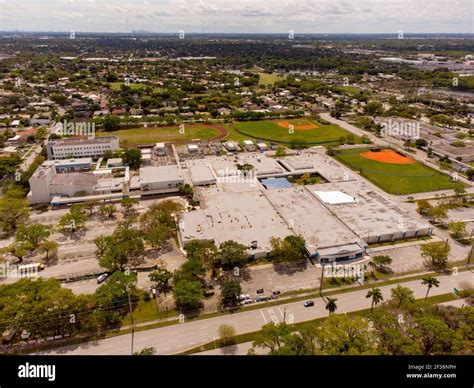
[319,263,325,294]
[126,286,135,355]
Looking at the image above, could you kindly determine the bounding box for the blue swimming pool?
[260,177,293,189]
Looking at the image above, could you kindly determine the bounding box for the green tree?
[325,297,338,315]
[133,347,156,355]
[275,146,286,157]
[390,285,415,308]
[421,275,440,302]
[215,240,248,269]
[58,209,87,234]
[148,268,173,291]
[372,255,392,273]
[103,115,121,131]
[366,287,384,312]
[84,200,100,216]
[416,199,432,216]
[252,322,291,354]
[313,314,378,355]
[0,189,30,236]
[415,315,460,355]
[94,271,138,327]
[183,240,217,268]
[421,242,450,270]
[38,240,59,261]
[364,101,383,117]
[173,279,204,310]
[121,197,139,215]
[144,225,172,250]
[6,242,32,264]
[427,206,448,224]
[98,224,145,271]
[218,324,237,346]
[220,280,242,306]
[98,205,116,219]
[122,149,141,170]
[448,222,466,239]
[370,311,421,355]
[270,235,306,263]
[15,224,51,249]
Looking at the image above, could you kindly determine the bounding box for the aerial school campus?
[0,3,473,379]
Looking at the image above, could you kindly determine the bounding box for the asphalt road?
[40,271,473,355]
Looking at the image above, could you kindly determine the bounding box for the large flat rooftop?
[262,187,363,255]
[307,180,432,242]
[180,189,292,254]
[139,165,184,185]
[49,136,117,147]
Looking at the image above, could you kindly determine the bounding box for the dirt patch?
[277,121,318,130]
[360,150,416,165]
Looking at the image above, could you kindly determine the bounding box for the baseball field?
[234,118,360,145]
[334,148,465,195]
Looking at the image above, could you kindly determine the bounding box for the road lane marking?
[259,310,268,324]
[277,307,285,319]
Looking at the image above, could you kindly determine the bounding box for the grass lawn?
[108,82,146,91]
[335,148,466,195]
[108,82,164,93]
[234,118,360,145]
[121,296,177,326]
[96,123,229,147]
[258,73,284,85]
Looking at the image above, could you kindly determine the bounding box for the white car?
[97,273,108,284]
[240,299,253,305]
[21,330,31,340]
[236,294,250,301]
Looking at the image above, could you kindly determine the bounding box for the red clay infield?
[360,150,416,165]
[277,121,318,130]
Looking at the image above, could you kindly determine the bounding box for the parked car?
[272,291,281,296]
[303,300,315,307]
[97,273,108,284]
[255,295,270,302]
[256,288,264,294]
[151,287,157,297]
[240,299,253,305]
[236,294,251,301]
[21,330,31,340]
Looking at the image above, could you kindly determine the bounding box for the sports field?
[334,148,465,195]
[97,124,228,147]
[234,118,359,145]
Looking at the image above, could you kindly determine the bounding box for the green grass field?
[234,118,360,145]
[335,148,466,195]
[258,73,284,85]
[97,124,227,147]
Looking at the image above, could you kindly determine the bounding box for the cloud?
[0,0,471,33]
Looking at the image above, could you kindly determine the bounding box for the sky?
[0,0,472,34]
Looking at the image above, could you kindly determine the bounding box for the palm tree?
[421,275,440,302]
[366,287,384,312]
[325,297,338,315]
[367,260,377,277]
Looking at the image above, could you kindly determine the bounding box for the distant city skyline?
[0,0,472,34]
